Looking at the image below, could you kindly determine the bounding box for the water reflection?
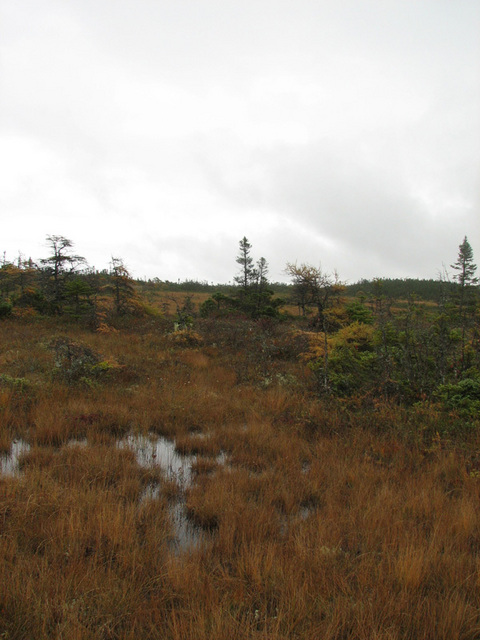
[118,433,195,488]
[118,433,203,552]
[0,440,30,476]
[168,501,204,553]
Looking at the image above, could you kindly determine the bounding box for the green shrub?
[47,336,119,385]
[434,376,480,416]
[0,373,32,394]
[0,300,13,318]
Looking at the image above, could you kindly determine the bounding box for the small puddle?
[118,433,204,552]
[215,451,229,466]
[118,434,195,488]
[279,500,320,537]
[169,501,203,552]
[299,504,314,520]
[0,440,31,476]
[0,439,90,477]
[67,438,88,449]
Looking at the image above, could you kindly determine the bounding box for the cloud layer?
[1,0,479,283]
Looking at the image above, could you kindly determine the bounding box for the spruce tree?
[451,236,478,371]
[234,237,255,292]
[40,236,85,314]
[451,236,478,289]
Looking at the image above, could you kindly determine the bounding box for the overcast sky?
[1,0,479,284]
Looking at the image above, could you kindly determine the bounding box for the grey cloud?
[198,129,478,281]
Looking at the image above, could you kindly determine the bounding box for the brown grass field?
[1,314,480,639]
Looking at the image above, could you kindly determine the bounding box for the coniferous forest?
[0,234,479,639]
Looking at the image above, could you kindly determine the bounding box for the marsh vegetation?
[0,306,479,639]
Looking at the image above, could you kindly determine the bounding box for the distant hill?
[137,277,459,302]
[345,278,457,302]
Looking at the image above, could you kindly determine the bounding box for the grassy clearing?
[1,316,480,639]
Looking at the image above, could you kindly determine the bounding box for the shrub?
[0,373,36,421]
[199,298,218,318]
[0,373,33,395]
[47,336,121,384]
[434,375,480,416]
[166,329,203,348]
[0,300,12,318]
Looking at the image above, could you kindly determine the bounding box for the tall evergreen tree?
[255,257,269,290]
[451,236,478,371]
[451,236,478,289]
[222,238,282,318]
[234,237,255,292]
[40,236,85,314]
[254,257,270,316]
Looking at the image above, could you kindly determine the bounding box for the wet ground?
[1,433,205,551]
[118,433,204,552]
[1,432,314,551]
[0,439,31,475]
